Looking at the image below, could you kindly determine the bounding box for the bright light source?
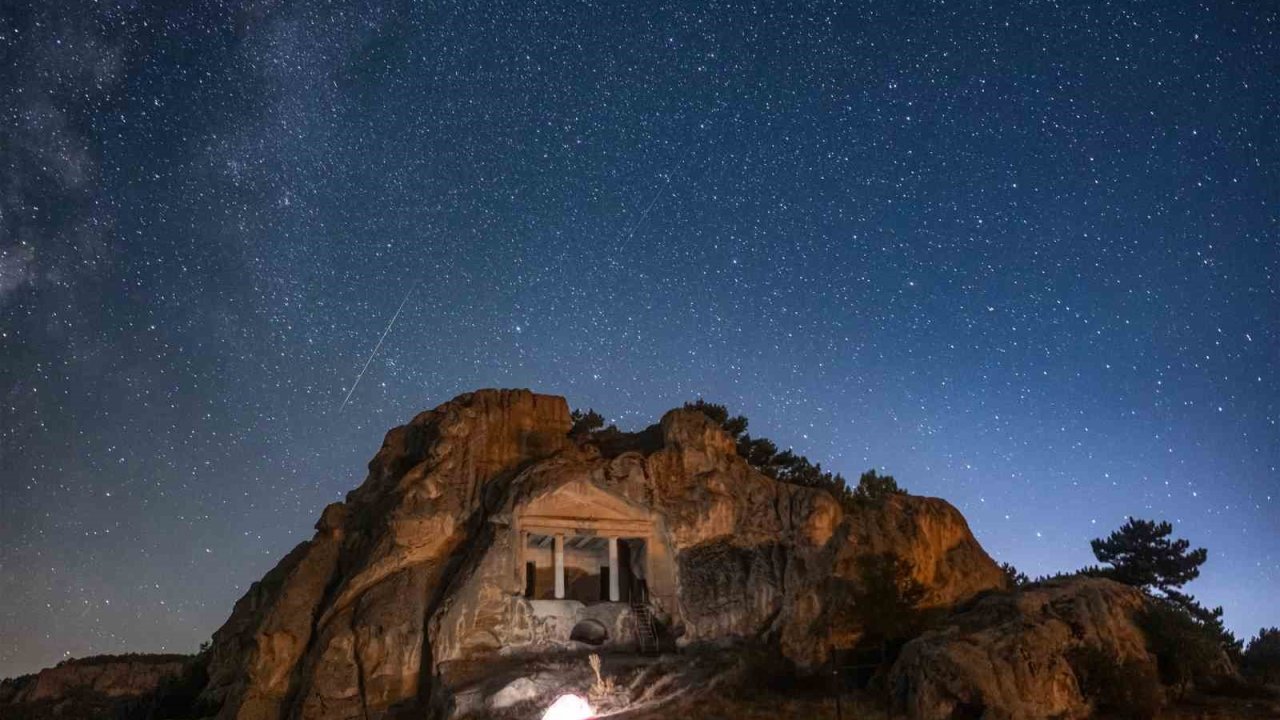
[541,693,594,720]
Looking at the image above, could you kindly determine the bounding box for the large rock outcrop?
[0,655,188,704]
[890,577,1156,720]
[202,390,572,720]
[197,389,1006,720]
[0,654,192,719]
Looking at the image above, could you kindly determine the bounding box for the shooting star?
[337,287,413,413]
[618,180,668,245]
[618,103,727,245]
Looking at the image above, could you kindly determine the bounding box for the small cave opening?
[569,619,608,646]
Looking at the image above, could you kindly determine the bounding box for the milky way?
[1,1,1276,677]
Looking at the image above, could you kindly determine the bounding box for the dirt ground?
[612,690,884,720]
[447,649,1280,720]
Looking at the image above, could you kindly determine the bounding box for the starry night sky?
[1,0,1276,678]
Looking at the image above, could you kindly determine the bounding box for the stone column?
[607,536,620,602]
[554,533,566,599]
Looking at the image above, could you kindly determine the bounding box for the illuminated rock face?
[891,578,1155,720]
[203,389,574,720]
[200,389,1006,720]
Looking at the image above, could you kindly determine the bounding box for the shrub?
[587,653,615,702]
[1243,627,1280,685]
[1070,645,1163,720]
[737,435,779,467]
[682,400,749,438]
[848,552,926,643]
[733,645,800,697]
[1162,589,1240,656]
[681,400,872,512]
[1139,599,1224,698]
[850,470,902,505]
[569,408,605,435]
[999,562,1029,588]
[118,659,213,720]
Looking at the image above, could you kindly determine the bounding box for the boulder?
[488,675,547,709]
[891,577,1155,719]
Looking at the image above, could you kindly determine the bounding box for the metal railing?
[629,578,658,655]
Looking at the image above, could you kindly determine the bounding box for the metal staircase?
[629,579,658,655]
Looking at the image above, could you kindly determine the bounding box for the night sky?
[1,1,1276,679]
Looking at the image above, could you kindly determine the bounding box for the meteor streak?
[337,287,412,413]
[619,104,726,245]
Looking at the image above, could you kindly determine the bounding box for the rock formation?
[0,655,188,704]
[194,389,1007,719]
[3,389,1263,719]
[3,387,1266,720]
[891,577,1157,719]
[0,654,191,719]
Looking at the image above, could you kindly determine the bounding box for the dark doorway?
[618,540,634,602]
[618,538,649,602]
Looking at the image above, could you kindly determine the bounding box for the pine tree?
[681,400,889,513]
[851,469,902,504]
[849,552,927,642]
[1000,562,1029,588]
[1090,517,1207,592]
[1092,517,1238,655]
[682,399,748,438]
[1139,599,1222,700]
[1242,627,1280,684]
[569,408,605,435]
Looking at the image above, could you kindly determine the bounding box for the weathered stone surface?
[841,493,1008,608]
[191,389,1006,719]
[201,389,572,720]
[890,577,1155,720]
[488,676,538,709]
[2,655,188,704]
[203,504,346,720]
[647,409,1005,668]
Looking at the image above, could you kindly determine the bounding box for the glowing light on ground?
[541,693,594,720]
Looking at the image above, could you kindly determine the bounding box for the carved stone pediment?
[519,479,650,525]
